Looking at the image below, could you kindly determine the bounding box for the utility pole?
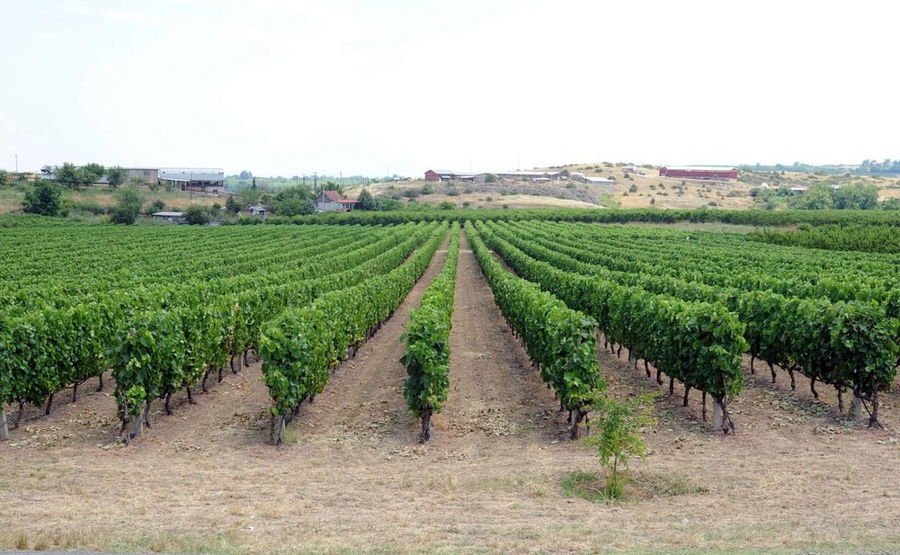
[314,172,318,211]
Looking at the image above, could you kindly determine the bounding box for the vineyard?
[1,217,898,553]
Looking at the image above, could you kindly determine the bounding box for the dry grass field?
[344,166,899,212]
[0,184,222,216]
[1,233,898,554]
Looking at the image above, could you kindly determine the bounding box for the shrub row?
[402,222,461,441]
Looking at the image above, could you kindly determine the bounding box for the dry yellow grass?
[0,184,222,216]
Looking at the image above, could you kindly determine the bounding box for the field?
[1,217,899,553]
[0,182,223,217]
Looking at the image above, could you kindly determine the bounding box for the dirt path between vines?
[0,231,898,554]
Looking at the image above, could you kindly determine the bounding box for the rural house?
[316,190,360,212]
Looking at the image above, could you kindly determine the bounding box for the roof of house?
[339,199,360,204]
[158,168,224,181]
[321,190,343,202]
[152,211,184,217]
[584,176,616,183]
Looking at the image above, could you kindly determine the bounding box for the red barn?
[659,166,738,180]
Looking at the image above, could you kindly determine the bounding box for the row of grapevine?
[465,222,603,438]
[475,222,747,432]
[2,224,390,314]
[0,223,440,438]
[509,221,900,315]
[488,221,899,426]
[111,223,442,438]
[248,207,900,227]
[259,223,449,444]
[748,224,900,254]
[402,223,461,442]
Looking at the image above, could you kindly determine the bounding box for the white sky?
[2,0,898,177]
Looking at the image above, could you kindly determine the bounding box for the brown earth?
[1,232,899,554]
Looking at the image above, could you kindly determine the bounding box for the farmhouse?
[659,166,738,180]
[248,204,266,216]
[316,190,360,212]
[157,168,225,194]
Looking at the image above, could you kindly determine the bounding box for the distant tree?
[184,205,209,225]
[438,201,456,210]
[272,186,314,216]
[146,199,165,214]
[484,173,498,183]
[357,188,376,210]
[22,181,62,216]
[78,163,105,187]
[790,183,834,210]
[0,169,7,185]
[324,181,343,195]
[210,202,221,216]
[56,163,80,188]
[833,183,878,210]
[107,166,126,188]
[239,170,253,180]
[377,197,403,211]
[110,188,143,224]
[225,195,240,215]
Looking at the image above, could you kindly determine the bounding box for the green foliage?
[55,163,80,188]
[832,183,879,210]
[438,201,456,210]
[225,195,240,215]
[584,394,654,498]
[488,219,898,426]
[789,184,834,210]
[184,205,210,225]
[107,166,126,188]
[357,188,376,211]
[402,224,460,439]
[485,173,498,183]
[147,200,166,214]
[110,188,143,224]
[0,169,8,185]
[377,197,403,211]
[749,224,900,253]
[111,310,186,420]
[22,181,63,216]
[271,186,315,216]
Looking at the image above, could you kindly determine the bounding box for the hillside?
[346,164,900,211]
